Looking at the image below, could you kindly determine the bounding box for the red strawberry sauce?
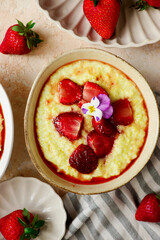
[0,104,5,160]
[34,60,149,185]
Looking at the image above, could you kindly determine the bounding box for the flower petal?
[93,108,102,122]
[98,94,111,111]
[81,103,91,114]
[91,96,100,108]
[82,108,88,114]
[103,106,113,119]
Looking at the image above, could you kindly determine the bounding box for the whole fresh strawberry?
[135,193,160,222]
[83,0,121,39]
[134,0,160,10]
[0,20,43,55]
[0,208,45,240]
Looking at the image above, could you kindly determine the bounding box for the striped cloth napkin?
[62,92,160,240]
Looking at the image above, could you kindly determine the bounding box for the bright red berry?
[135,193,160,222]
[58,79,83,105]
[112,99,133,126]
[0,20,42,55]
[87,130,114,157]
[69,144,98,174]
[134,0,160,10]
[146,0,160,7]
[83,82,107,102]
[54,112,83,141]
[0,208,45,240]
[92,117,117,136]
[83,0,120,39]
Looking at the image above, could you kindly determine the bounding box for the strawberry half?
[69,144,98,174]
[0,208,45,240]
[54,112,83,141]
[87,130,114,157]
[58,79,83,105]
[92,117,117,136]
[135,193,160,222]
[83,0,120,39]
[112,99,133,126]
[0,20,42,55]
[83,82,107,102]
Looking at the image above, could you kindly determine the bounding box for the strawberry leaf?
[24,234,31,239]
[18,217,27,227]
[31,230,40,238]
[23,208,30,221]
[156,194,160,201]
[12,26,24,33]
[28,22,36,29]
[26,20,33,26]
[26,38,30,49]
[17,19,25,30]
[31,214,38,227]
[24,228,38,235]
[35,220,45,228]
[19,233,25,240]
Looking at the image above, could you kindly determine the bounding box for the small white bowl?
[24,48,159,194]
[0,84,14,178]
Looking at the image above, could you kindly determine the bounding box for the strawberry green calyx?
[91,0,99,7]
[133,0,150,10]
[18,208,45,240]
[155,194,160,201]
[91,0,121,7]
[133,0,160,10]
[155,194,160,207]
[12,20,43,50]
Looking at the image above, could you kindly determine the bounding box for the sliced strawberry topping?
[87,130,114,157]
[83,82,107,102]
[78,99,87,108]
[112,99,133,126]
[69,144,98,174]
[92,117,117,136]
[54,112,83,141]
[58,79,83,105]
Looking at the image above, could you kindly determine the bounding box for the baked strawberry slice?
[92,117,117,136]
[58,79,83,105]
[87,130,114,157]
[78,99,87,108]
[54,112,83,141]
[83,82,107,102]
[112,99,133,126]
[69,144,98,174]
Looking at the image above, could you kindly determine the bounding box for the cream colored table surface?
[0,0,160,195]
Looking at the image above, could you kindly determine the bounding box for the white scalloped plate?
[36,0,160,48]
[0,177,66,240]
